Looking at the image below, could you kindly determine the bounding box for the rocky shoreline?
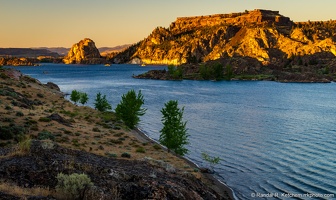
[132,127,235,200]
[133,55,335,83]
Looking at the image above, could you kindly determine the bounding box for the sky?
[1,0,335,48]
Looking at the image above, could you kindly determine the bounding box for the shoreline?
[132,127,236,200]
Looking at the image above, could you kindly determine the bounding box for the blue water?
[12,64,336,199]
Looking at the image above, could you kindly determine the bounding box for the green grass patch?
[98,111,116,122]
[60,110,79,118]
[136,147,146,153]
[121,152,131,158]
[38,117,51,122]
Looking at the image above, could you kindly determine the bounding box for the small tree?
[159,100,189,156]
[201,152,222,172]
[70,90,81,105]
[94,92,111,112]
[115,90,146,129]
[167,65,183,79]
[225,64,233,80]
[79,92,89,105]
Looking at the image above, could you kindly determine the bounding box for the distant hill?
[99,44,131,56]
[37,45,131,57]
[36,47,70,56]
[0,48,59,58]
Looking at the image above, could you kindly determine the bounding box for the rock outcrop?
[63,38,106,64]
[0,57,37,66]
[0,140,225,199]
[113,9,336,67]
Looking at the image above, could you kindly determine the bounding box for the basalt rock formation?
[0,140,225,199]
[113,9,336,67]
[0,57,38,66]
[63,38,106,64]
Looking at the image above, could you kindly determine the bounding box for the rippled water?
[13,64,336,199]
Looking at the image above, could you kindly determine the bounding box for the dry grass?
[0,181,51,198]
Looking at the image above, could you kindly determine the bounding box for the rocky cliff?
[113,9,336,67]
[63,38,106,64]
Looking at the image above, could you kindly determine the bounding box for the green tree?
[225,64,233,80]
[199,64,210,79]
[167,65,176,75]
[167,65,183,79]
[201,152,222,172]
[94,92,111,112]
[213,63,224,80]
[70,90,81,105]
[115,90,146,129]
[159,100,189,156]
[79,92,89,105]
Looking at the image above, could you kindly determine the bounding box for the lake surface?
[13,64,336,199]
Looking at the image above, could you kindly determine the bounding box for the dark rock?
[47,113,72,127]
[200,167,213,173]
[0,140,228,199]
[44,82,60,91]
[0,191,20,200]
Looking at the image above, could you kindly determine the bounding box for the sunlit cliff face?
[63,38,101,64]
[114,9,336,66]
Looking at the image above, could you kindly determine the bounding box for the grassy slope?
[0,68,232,199]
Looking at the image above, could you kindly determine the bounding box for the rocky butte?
[113,9,336,82]
[63,38,107,64]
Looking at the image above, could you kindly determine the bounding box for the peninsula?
[112,9,336,82]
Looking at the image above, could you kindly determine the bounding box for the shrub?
[109,139,123,144]
[92,127,100,132]
[153,144,162,150]
[37,131,55,141]
[38,117,51,122]
[18,137,31,154]
[37,93,44,98]
[16,111,24,117]
[0,125,26,140]
[72,139,80,147]
[0,73,9,79]
[121,152,131,158]
[56,173,93,200]
[136,147,146,153]
[105,152,117,158]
